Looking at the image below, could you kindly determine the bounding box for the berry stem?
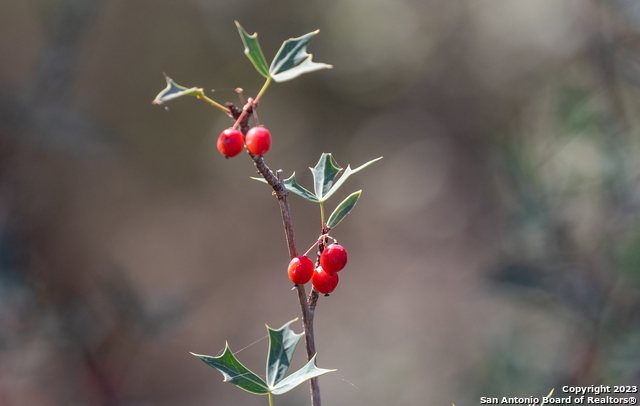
[303,234,336,258]
[232,76,270,131]
[232,102,251,130]
[304,240,321,258]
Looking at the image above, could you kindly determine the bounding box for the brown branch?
[270,167,321,406]
[227,102,321,406]
[275,169,321,406]
[308,290,319,319]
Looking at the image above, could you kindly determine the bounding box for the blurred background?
[1,0,640,405]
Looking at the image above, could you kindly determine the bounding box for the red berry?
[312,266,339,295]
[217,128,244,157]
[288,256,314,285]
[245,126,271,155]
[320,244,347,273]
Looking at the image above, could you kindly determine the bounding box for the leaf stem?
[269,392,274,406]
[255,76,272,104]
[319,202,325,228]
[196,91,231,114]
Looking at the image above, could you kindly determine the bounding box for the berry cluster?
[217,126,271,158]
[287,243,347,295]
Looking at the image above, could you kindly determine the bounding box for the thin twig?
[235,88,245,105]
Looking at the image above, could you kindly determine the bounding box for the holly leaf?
[193,320,335,398]
[266,319,303,387]
[152,74,203,105]
[252,173,319,203]
[192,343,269,395]
[310,153,342,200]
[270,355,336,395]
[236,21,270,79]
[326,190,361,230]
[252,155,381,204]
[322,157,382,202]
[269,30,332,82]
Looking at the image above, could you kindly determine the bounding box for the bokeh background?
[1,0,640,405]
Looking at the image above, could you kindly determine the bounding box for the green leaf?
[270,355,336,395]
[310,153,342,200]
[266,319,303,387]
[152,74,203,105]
[252,173,319,202]
[323,156,382,202]
[251,155,381,203]
[326,190,361,230]
[192,344,269,395]
[192,320,335,398]
[269,30,332,83]
[282,174,319,202]
[235,21,270,78]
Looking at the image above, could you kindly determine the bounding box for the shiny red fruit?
[312,266,339,295]
[320,244,347,273]
[245,126,271,155]
[217,128,244,157]
[288,256,314,285]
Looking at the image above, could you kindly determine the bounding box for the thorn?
[292,285,297,290]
